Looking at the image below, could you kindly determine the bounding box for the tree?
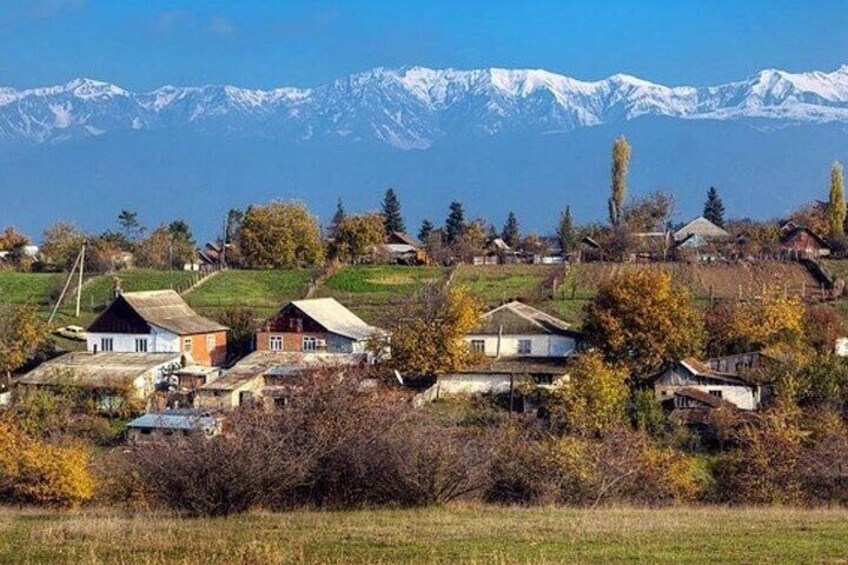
[384,283,481,378]
[583,270,704,377]
[381,188,405,235]
[333,213,385,262]
[445,201,466,244]
[546,352,629,435]
[225,208,244,244]
[608,136,631,226]
[829,161,846,238]
[501,212,520,247]
[117,210,143,241]
[731,287,804,351]
[449,219,488,263]
[418,219,434,242]
[40,222,85,270]
[557,207,578,254]
[0,227,28,251]
[703,186,726,228]
[136,225,195,269]
[212,307,256,363]
[168,219,195,248]
[329,198,346,239]
[624,190,675,232]
[0,304,48,386]
[803,305,844,354]
[239,201,325,269]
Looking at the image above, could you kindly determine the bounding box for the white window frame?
[269,335,283,351]
[134,338,148,353]
[517,339,532,355]
[100,337,113,352]
[184,337,192,353]
[206,334,216,352]
[302,336,317,352]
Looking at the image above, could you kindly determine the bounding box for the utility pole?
[75,244,85,317]
[169,236,174,289]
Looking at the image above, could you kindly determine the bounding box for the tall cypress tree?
[608,136,631,226]
[501,212,520,247]
[445,201,466,244]
[557,206,578,253]
[329,197,346,239]
[418,219,434,242]
[381,188,406,235]
[829,161,846,238]
[702,186,726,228]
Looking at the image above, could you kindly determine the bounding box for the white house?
[652,358,760,411]
[86,290,228,366]
[439,301,582,395]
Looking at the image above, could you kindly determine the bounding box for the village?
[2,137,848,522]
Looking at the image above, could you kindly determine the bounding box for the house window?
[517,339,532,355]
[100,337,113,352]
[206,334,216,352]
[709,390,723,399]
[302,336,317,352]
[269,335,283,351]
[134,338,148,353]
[184,337,192,353]
[470,339,486,354]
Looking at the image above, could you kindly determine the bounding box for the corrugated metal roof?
[290,298,382,341]
[128,410,219,431]
[119,290,228,335]
[17,352,181,387]
[201,350,370,391]
[673,216,730,241]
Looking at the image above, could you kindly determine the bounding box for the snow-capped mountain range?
[5,65,848,149]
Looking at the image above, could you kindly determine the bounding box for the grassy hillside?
[315,265,445,325]
[454,264,555,307]
[0,271,64,306]
[185,269,313,313]
[77,269,200,310]
[2,505,846,564]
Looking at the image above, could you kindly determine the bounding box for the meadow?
[1,505,847,564]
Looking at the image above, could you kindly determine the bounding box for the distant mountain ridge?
[5,65,848,149]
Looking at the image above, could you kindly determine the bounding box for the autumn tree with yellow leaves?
[583,270,704,378]
[383,283,481,378]
[239,201,325,269]
[0,304,48,387]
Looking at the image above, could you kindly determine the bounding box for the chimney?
[111,277,124,301]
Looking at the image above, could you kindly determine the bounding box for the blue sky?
[2,0,848,90]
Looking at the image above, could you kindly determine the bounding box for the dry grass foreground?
[2,505,848,564]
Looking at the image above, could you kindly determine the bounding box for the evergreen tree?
[117,209,143,241]
[608,136,631,226]
[329,198,346,239]
[702,186,726,228]
[381,188,406,235]
[501,212,520,247]
[445,201,466,244]
[829,161,846,238]
[557,206,578,253]
[418,219,434,242]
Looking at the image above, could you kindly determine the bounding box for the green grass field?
[0,271,64,306]
[1,505,846,564]
[77,269,200,310]
[185,269,313,310]
[315,265,445,324]
[454,264,556,307]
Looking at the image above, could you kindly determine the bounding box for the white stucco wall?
[463,334,576,357]
[655,384,759,410]
[437,374,517,395]
[87,325,181,354]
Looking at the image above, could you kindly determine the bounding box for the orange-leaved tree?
[583,269,704,378]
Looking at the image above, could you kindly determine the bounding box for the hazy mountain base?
[3,118,848,239]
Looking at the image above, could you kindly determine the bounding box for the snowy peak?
[3,65,848,148]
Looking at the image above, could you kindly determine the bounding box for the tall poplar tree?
[608,136,631,226]
[829,161,845,238]
[381,188,406,235]
[329,197,346,239]
[703,186,726,228]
